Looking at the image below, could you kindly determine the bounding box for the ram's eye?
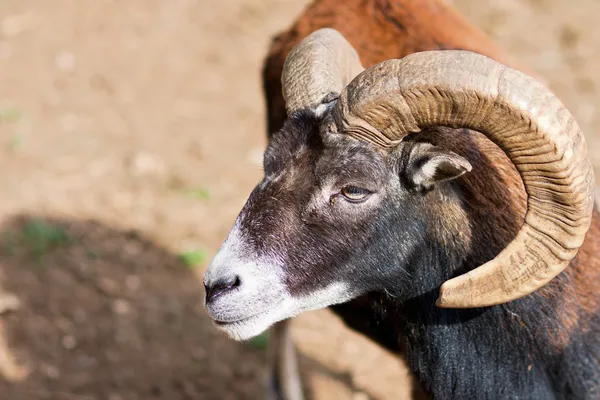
[341,186,371,202]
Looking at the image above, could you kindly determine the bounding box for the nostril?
[205,275,241,304]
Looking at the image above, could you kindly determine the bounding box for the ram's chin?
[213,312,283,341]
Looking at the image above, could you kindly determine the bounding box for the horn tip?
[436,276,473,309]
[435,295,448,308]
[436,284,458,308]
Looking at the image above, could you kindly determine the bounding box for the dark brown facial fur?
[239,110,480,301]
[242,111,390,296]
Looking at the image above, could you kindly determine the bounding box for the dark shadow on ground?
[0,215,269,400]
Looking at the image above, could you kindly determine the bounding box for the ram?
[204,1,600,399]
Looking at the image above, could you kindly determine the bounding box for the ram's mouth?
[212,309,282,341]
[213,313,261,328]
[207,297,288,341]
[213,311,264,326]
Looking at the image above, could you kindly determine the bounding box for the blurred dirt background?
[0,0,598,399]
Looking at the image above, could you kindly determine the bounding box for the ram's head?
[204,29,594,340]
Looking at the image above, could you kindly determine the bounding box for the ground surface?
[0,1,598,399]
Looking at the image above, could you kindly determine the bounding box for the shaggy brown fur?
[263,0,534,136]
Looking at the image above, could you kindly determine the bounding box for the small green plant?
[179,249,207,269]
[19,219,71,262]
[0,108,21,123]
[184,187,211,201]
[247,332,269,350]
[8,133,25,152]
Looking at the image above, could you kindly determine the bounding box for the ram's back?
[262,0,528,136]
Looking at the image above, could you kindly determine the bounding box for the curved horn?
[282,28,364,115]
[333,50,595,308]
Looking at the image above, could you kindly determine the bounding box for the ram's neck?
[394,237,600,399]
[391,128,600,398]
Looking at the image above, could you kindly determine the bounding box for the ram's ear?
[403,142,472,190]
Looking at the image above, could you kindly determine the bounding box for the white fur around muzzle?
[204,221,354,341]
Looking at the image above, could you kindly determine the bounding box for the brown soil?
[0,1,598,399]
